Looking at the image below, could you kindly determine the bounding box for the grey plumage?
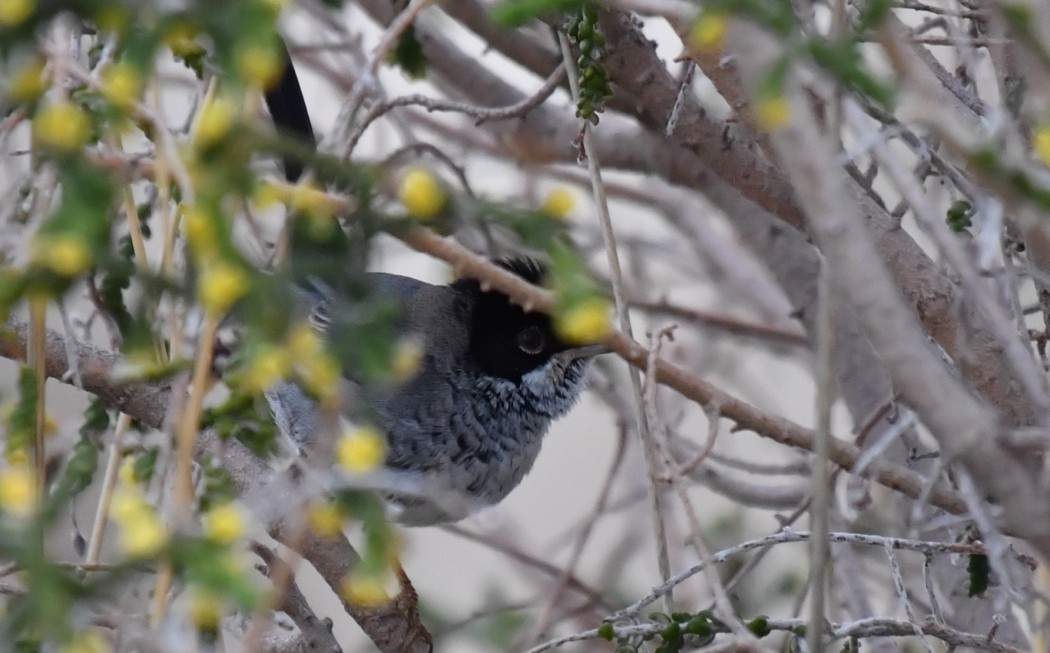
[265,260,601,525]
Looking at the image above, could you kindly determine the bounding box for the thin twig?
[808,233,837,653]
[609,528,1023,622]
[344,64,566,155]
[84,413,133,565]
[885,542,935,653]
[556,28,672,610]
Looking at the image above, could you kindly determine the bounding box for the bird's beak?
[556,343,612,363]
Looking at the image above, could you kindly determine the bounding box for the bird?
[261,52,607,524]
[264,260,607,525]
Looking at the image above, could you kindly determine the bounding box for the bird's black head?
[452,258,574,383]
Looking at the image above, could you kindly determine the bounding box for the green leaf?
[390,25,427,79]
[490,0,587,28]
[7,367,37,458]
[967,553,990,597]
[132,448,159,485]
[946,200,973,233]
[198,460,237,513]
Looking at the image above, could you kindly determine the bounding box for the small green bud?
[747,615,771,637]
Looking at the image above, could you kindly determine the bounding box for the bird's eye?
[517,326,546,355]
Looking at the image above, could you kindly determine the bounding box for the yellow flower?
[203,501,247,544]
[251,181,285,210]
[243,345,292,393]
[288,322,323,358]
[194,97,236,148]
[288,182,335,219]
[390,337,423,381]
[0,464,36,518]
[755,94,792,131]
[33,234,92,277]
[555,297,613,344]
[237,42,282,89]
[119,513,167,558]
[93,5,129,33]
[0,0,34,27]
[34,101,92,152]
[198,262,250,316]
[62,631,111,653]
[298,353,340,402]
[110,486,148,522]
[43,412,59,437]
[5,447,28,466]
[8,56,47,104]
[689,10,729,53]
[336,426,386,473]
[542,188,575,219]
[340,571,390,607]
[1035,124,1050,168]
[180,204,217,257]
[188,589,224,631]
[117,456,138,487]
[398,168,447,219]
[110,486,167,557]
[101,62,142,110]
[164,22,202,59]
[308,501,345,537]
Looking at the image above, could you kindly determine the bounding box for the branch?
[250,542,343,653]
[0,321,171,430]
[728,19,1050,557]
[606,527,1033,622]
[397,228,969,517]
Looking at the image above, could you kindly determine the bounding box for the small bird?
[265,260,606,525]
[261,51,605,524]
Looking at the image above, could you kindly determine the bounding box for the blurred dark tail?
[265,40,316,182]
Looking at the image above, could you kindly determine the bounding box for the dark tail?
[265,40,317,182]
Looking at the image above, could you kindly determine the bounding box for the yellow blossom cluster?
[33,101,92,152]
[163,22,203,59]
[0,463,37,518]
[203,501,248,544]
[689,10,729,53]
[7,56,47,104]
[287,322,340,401]
[236,322,341,398]
[101,62,142,111]
[180,204,217,258]
[178,202,254,318]
[240,344,292,394]
[236,42,282,90]
[188,589,224,631]
[198,260,250,316]
[755,95,792,131]
[1035,124,1050,168]
[398,168,447,219]
[307,500,346,537]
[389,337,423,382]
[110,486,168,558]
[0,0,34,27]
[555,297,613,344]
[541,188,575,220]
[194,97,237,149]
[336,425,386,473]
[31,234,92,278]
[340,569,392,607]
